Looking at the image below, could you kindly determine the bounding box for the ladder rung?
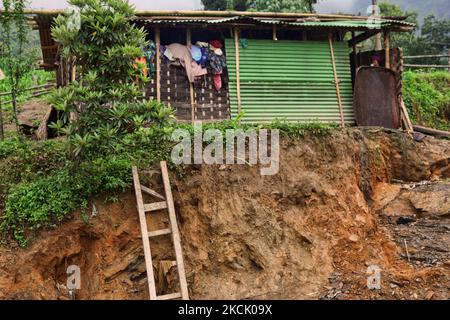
[141,185,165,200]
[156,292,182,300]
[143,201,167,212]
[148,228,171,237]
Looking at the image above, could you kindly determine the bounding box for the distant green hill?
[389,0,450,20]
[348,0,449,21]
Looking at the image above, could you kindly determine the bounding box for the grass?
[403,70,450,131]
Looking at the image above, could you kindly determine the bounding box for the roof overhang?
[21,9,415,32]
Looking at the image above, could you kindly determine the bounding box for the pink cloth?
[213,73,222,91]
[167,43,207,82]
[191,61,207,77]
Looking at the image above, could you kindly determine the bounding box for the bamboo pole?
[155,26,161,102]
[0,99,4,140]
[448,49,450,73]
[328,34,345,127]
[384,31,390,69]
[234,27,242,115]
[186,28,195,123]
[352,31,358,70]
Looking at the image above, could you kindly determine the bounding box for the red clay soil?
[0,128,448,300]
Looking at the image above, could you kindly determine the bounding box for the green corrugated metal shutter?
[225,39,355,124]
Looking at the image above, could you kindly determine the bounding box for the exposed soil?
[0,128,449,300]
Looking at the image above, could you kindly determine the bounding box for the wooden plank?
[348,29,380,47]
[155,27,161,102]
[413,125,450,138]
[404,64,450,69]
[400,99,413,132]
[328,34,345,128]
[186,28,195,124]
[160,161,189,300]
[144,201,167,212]
[132,167,157,300]
[148,228,172,237]
[234,27,242,114]
[141,185,165,200]
[156,292,182,301]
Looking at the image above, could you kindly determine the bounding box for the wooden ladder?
[132,161,189,300]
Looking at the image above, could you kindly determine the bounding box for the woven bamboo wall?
[146,60,230,122]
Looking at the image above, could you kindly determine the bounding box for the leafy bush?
[403,70,450,130]
[1,154,133,246]
[48,0,174,158]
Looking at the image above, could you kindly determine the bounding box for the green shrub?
[403,70,450,130]
[0,154,133,246]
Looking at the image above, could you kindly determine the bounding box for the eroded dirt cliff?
[0,128,448,300]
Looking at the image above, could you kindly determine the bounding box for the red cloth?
[209,40,223,49]
[213,73,222,91]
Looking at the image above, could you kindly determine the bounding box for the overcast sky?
[28,0,369,14]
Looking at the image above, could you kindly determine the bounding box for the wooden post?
[272,25,277,41]
[0,98,3,140]
[132,167,158,300]
[384,31,390,69]
[448,49,450,73]
[160,161,190,300]
[187,28,195,123]
[155,27,161,102]
[328,34,345,127]
[234,27,242,114]
[352,31,358,70]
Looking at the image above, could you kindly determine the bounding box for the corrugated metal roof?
[139,15,414,30]
[289,19,415,28]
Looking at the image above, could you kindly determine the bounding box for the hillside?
[317,0,450,21]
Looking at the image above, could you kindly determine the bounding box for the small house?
[32,10,415,126]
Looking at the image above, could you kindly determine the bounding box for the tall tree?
[202,0,317,12]
[247,0,315,12]
[50,0,172,157]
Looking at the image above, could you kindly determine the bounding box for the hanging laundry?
[163,47,175,61]
[239,38,249,49]
[206,48,226,75]
[142,41,156,77]
[191,60,208,77]
[198,47,209,67]
[195,41,209,48]
[167,43,207,83]
[213,72,223,91]
[134,56,148,78]
[190,45,202,62]
[209,40,222,49]
[209,40,224,56]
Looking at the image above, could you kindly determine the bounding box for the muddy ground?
[0,128,448,300]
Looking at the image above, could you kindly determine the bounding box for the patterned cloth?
[143,40,157,77]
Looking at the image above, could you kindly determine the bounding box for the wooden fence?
[403,51,450,71]
[0,82,56,139]
[0,82,56,105]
